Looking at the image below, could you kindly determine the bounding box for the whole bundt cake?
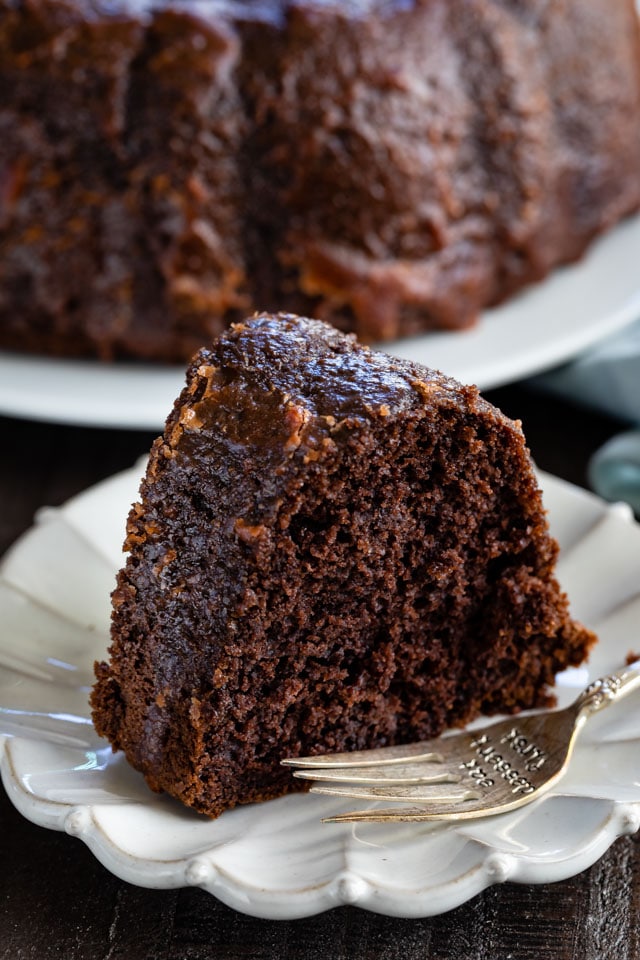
[1,0,639,361]
[91,313,595,818]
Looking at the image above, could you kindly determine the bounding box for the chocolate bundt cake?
[91,313,595,818]
[1,0,640,362]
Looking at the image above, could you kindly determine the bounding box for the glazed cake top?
[172,312,516,438]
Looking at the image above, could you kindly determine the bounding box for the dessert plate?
[2,466,640,919]
[0,213,639,430]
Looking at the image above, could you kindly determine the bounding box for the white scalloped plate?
[0,213,639,429]
[2,466,640,919]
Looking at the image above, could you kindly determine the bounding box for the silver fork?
[282,662,640,823]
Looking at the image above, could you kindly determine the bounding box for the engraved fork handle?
[575,660,640,717]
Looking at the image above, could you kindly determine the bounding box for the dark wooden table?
[1,384,638,960]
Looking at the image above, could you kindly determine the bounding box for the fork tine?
[321,805,476,824]
[293,764,461,786]
[309,782,480,804]
[321,790,534,823]
[282,748,444,769]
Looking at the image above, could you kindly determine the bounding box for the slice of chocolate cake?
[91,313,595,818]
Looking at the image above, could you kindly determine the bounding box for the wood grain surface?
[1,385,638,960]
